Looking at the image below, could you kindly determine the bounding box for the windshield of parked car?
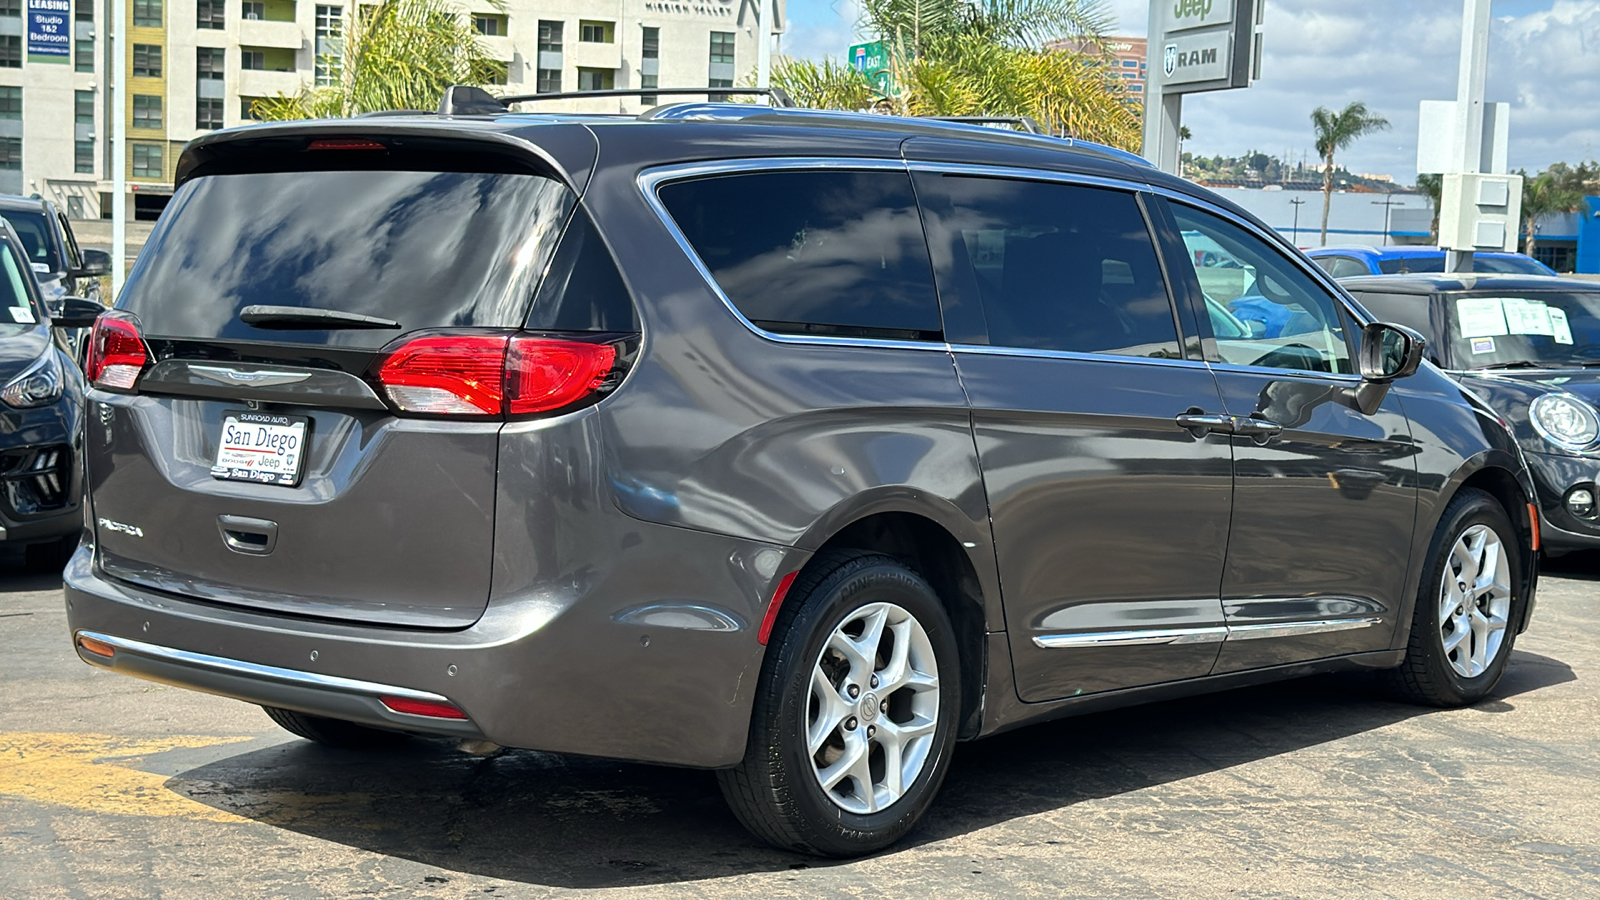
[0,210,60,272]
[1449,291,1600,369]
[1377,254,1551,276]
[0,241,41,334]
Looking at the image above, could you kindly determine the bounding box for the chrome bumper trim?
[73,629,453,705]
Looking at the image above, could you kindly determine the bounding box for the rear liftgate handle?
[218,515,278,555]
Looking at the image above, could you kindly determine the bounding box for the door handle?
[218,515,278,555]
[1232,416,1285,443]
[1175,412,1234,437]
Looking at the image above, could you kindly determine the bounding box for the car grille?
[0,445,71,516]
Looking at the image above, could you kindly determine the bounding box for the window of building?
[0,0,17,17]
[198,46,225,77]
[131,142,162,179]
[536,20,561,93]
[658,170,943,340]
[75,38,93,71]
[240,97,258,119]
[315,5,343,86]
[640,73,658,105]
[133,0,161,27]
[576,68,613,91]
[197,0,224,28]
[642,25,659,59]
[75,0,92,20]
[133,94,163,130]
[913,174,1179,355]
[133,43,161,77]
[197,98,223,129]
[1167,201,1353,374]
[709,31,734,65]
[640,26,658,104]
[579,20,613,43]
[0,86,18,120]
[0,36,20,68]
[0,138,20,171]
[76,140,95,174]
[241,50,264,69]
[472,14,504,36]
[74,90,93,124]
[241,0,263,18]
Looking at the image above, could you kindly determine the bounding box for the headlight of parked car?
[2,351,64,409]
[1530,392,1600,451]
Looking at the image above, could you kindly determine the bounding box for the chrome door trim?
[73,630,454,705]
[1034,616,1384,649]
[948,342,1212,371]
[636,157,954,354]
[1033,626,1229,649]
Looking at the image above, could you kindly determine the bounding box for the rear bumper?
[65,521,799,768]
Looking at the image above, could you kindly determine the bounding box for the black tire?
[261,706,411,749]
[1389,488,1524,707]
[24,535,78,573]
[717,551,961,857]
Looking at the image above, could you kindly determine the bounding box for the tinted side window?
[913,173,1180,357]
[1168,202,1354,375]
[526,208,639,333]
[657,169,942,340]
[1316,255,1371,279]
[1347,290,1438,345]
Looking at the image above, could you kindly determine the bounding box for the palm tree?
[252,0,505,120]
[1310,102,1390,245]
[1519,169,1582,263]
[1178,125,1191,176]
[1414,173,1442,242]
[771,0,1142,150]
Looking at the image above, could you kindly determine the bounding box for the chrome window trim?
[1033,616,1383,649]
[74,630,455,705]
[950,342,1210,371]
[636,157,953,354]
[902,160,1154,196]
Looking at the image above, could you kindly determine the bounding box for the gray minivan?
[66,97,1540,856]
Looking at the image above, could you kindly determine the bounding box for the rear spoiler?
[438,85,796,116]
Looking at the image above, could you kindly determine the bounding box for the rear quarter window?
[656,169,942,341]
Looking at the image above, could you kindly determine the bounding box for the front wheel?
[717,552,961,857]
[1389,489,1524,706]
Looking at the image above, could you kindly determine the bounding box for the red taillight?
[379,695,469,719]
[84,311,149,391]
[306,137,387,151]
[374,333,619,418]
[507,336,617,415]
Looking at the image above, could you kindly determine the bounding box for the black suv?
[0,195,109,308]
[66,93,1540,856]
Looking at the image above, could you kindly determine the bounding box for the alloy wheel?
[1438,523,1512,678]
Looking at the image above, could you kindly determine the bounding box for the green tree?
[1519,169,1583,262]
[1311,102,1390,245]
[252,0,505,120]
[772,0,1142,150]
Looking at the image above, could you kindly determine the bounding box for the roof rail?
[928,116,1047,135]
[439,85,794,116]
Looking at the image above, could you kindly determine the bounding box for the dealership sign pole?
[1142,0,1263,175]
[112,0,127,298]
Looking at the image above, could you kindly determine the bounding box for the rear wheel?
[717,551,960,857]
[1389,489,1523,707]
[262,706,411,749]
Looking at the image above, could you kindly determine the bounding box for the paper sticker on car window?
[1549,307,1574,344]
[10,306,34,324]
[1501,297,1554,336]
[1457,297,1508,336]
[1470,337,1496,354]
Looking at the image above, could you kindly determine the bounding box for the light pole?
[111,0,126,298]
[1372,195,1399,246]
[1289,198,1305,246]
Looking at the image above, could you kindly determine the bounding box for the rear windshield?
[0,210,60,272]
[120,170,575,347]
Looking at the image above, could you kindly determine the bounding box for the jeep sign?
[1165,0,1234,33]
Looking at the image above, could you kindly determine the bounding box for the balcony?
[238,67,308,98]
[238,18,305,50]
[571,40,621,71]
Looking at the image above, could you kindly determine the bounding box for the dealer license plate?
[211,411,310,486]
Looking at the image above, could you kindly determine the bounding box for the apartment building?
[3,0,778,219]
[1047,35,1147,100]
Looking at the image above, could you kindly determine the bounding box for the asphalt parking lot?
[3,551,1597,899]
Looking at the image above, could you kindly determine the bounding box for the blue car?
[1307,245,1557,278]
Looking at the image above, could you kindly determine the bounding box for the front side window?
[1445,291,1600,370]
[1169,203,1353,374]
[658,169,942,341]
[913,173,1180,357]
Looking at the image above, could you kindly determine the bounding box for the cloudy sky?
[781,0,1600,184]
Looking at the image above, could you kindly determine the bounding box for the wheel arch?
[801,506,995,740]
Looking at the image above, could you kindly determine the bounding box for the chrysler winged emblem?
[190,365,311,388]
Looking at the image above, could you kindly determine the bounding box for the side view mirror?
[73,248,111,278]
[51,296,104,328]
[1359,322,1426,383]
